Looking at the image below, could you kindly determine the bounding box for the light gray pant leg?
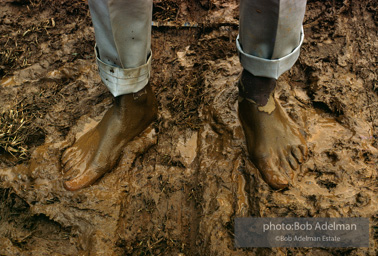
[237,0,307,79]
[88,0,153,96]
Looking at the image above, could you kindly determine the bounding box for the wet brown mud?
[0,0,377,255]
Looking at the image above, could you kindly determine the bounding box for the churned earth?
[0,0,377,255]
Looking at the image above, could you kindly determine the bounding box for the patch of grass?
[153,0,180,22]
[0,103,31,159]
[0,98,45,161]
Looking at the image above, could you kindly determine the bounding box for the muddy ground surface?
[0,0,377,255]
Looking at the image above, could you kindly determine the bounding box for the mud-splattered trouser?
[88,0,307,97]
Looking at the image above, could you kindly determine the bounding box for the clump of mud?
[0,0,377,255]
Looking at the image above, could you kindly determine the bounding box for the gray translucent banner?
[235,218,369,248]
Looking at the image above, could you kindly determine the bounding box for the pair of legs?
[62,0,308,191]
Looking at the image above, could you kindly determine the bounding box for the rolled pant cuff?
[236,27,304,80]
[95,46,152,97]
